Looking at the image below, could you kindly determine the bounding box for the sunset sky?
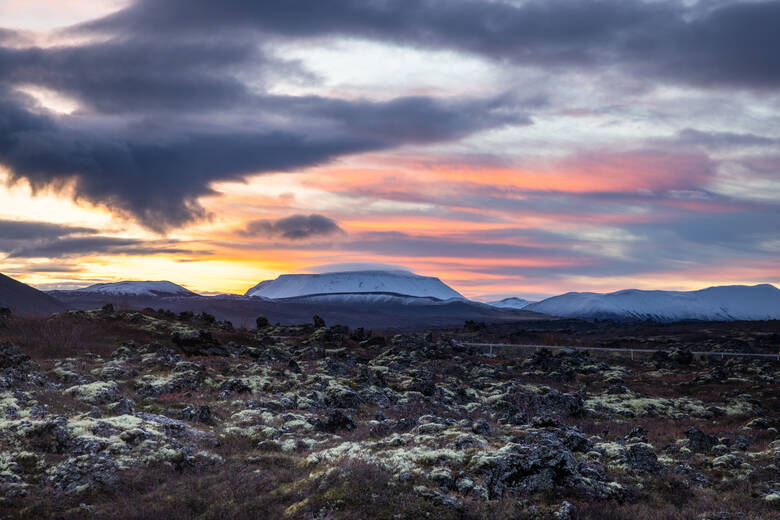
[0,0,778,300]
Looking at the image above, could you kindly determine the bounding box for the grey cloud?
[6,263,84,273]
[0,40,258,113]
[240,214,345,240]
[1,0,774,236]
[0,219,96,240]
[7,236,210,258]
[675,128,780,149]
[0,46,526,232]
[0,85,522,232]
[82,0,780,89]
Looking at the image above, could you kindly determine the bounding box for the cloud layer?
[0,0,777,296]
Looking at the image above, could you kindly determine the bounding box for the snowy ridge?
[487,297,536,309]
[526,284,780,321]
[74,281,198,297]
[245,270,464,300]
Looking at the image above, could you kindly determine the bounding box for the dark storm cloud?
[240,214,345,240]
[0,83,520,232]
[0,88,369,231]
[0,24,527,233]
[0,40,259,113]
[82,0,780,89]
[7,236,209,258]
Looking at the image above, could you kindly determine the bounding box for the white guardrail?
[462,342,780,360]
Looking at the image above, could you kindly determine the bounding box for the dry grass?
[0,314,160,360]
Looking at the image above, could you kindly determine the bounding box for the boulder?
[313,410,356,433]
[625,443,663,473]
[686,426,718,453]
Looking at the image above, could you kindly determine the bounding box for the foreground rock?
[0,311,778,519]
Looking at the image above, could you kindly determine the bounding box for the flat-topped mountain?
[245,270,464,300]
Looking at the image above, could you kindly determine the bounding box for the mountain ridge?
[526,283,780,321]
[69,281,198,297]
[0,273,65,315]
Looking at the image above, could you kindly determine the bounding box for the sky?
[0,0,778,300]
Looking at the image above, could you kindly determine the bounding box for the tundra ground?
[0,309,778,519]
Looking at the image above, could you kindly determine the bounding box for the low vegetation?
[0,309,778,519]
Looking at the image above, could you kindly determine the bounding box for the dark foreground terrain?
[0,308,778,519]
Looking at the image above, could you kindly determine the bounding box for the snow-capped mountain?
[525,284,780,321]
[487,297,536,309]
[73,281,198,297]
[245,270,464,300]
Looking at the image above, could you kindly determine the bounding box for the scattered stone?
[172,329,228,356]
[63,381,121,405]
[472,418,492,436]
[625,426,648,443]
[686,426,718,453]
[744,417,770,430]
[312,410,356,433]
[625,443,663,473]
[179,404,212,423]
[555,501,576,520]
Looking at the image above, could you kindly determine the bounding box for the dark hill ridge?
[0,273,65,315]
[46,291,548,329]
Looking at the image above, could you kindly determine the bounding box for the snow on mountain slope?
[245,270,464,300]
[487,297,536,309]
[74,281,198,297]
[525,284,780,321]
[282,293,446,305]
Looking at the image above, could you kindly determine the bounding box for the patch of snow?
[73,281,197,297]
[525,284,780,321]
[486,297,536,309]
[283,293,465,305]
[245,270,464,300]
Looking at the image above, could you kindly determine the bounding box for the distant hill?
[245,270,464,300]
[0,273,65,315]
[526,284,780,321]
[69,281,198,297]
[487,297,536,309]
[48,289,548,329]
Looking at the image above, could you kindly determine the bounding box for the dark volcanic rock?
[625,443,663,473]
[313,410,356,433]
[0,342,33,371]
[172,329,228,356]
[48,453,120,495]
[473,437,619,500]
[686,426,718,453]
